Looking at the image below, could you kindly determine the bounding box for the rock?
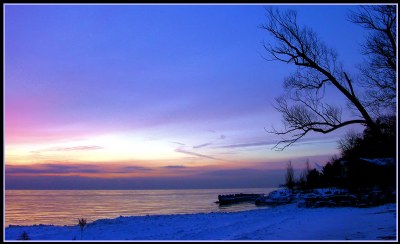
[255,189,294,206]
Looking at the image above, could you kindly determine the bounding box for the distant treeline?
[285,115,396,192]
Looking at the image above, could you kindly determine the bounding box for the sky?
[4,4,371,189]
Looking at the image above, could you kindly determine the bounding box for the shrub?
[18,231,30,240]
[78,218,87,240]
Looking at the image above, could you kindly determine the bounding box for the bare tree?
[285,161,295,190]
[299,159,310,189]
[261,7,395,150]
[348,5,397,117]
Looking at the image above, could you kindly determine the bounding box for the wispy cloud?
[31,145,103,153]
[216,137,339,150]
[171,141,186,146]
[193,143,212,149]
[6,164,102,174]
[216,141,274,149]
[290,138,339,147]
[191,132,226,149]
[175,149,221,161]
[6,163,153,176]
[162,165,187,169]
[121,166,153,172]
[197,168,269,177]
[50,145,104,151]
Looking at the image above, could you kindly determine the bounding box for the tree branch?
[262,7,386,150]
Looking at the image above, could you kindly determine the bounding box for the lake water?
[5,188,276,227]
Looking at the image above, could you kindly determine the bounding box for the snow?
[256,188,353,206]
[305,188,349,197]
[5,203,397,241]
[359,158,396,166]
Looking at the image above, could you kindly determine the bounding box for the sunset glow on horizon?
[5,4,368,189]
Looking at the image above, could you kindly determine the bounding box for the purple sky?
[5,4,370,189]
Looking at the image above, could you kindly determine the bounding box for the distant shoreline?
[5,202,397,241]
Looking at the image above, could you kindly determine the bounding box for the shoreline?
[5,202,397,241]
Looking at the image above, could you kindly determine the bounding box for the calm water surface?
[5,188,275,227]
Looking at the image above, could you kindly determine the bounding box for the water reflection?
[5,188,275,227]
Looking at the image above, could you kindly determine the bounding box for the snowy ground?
[5,203,397,241]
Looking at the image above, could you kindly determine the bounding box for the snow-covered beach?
[5,203,397,241]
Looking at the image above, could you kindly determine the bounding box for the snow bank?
[5,203,397,241]
[359,158,396,166]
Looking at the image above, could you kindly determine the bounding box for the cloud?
[5,163,153,176]
[6,164,102,174]
[58,146,103,151]
[216,141,274,149]
[193,143,212,149]
[290,138,339,147]
[192,133,225,149]
[171,141,186,146]
[5,168,286,190]
[175,149,221,161]
[121,166,153,172]
[197,168,280,177]
[31,145,103,153]
[216,137,339,150]
[162,165,187,169]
